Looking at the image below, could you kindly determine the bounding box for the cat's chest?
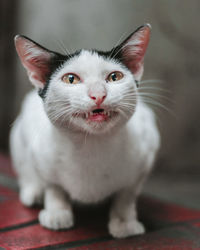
[57,154,134,203]
[51,136,138,203]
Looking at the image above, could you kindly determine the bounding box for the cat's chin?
[67,110,122,135]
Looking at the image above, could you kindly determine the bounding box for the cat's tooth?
[103,111,106,115]
[90,111,93,116]
[85,113,88,119]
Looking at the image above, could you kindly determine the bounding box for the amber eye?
[62,73,80,84]
[107,71,124,82]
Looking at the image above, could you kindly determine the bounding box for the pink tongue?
[88,113,107,122]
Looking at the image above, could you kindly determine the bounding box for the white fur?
[10,50,160,238]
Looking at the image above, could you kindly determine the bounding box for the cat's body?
[10,24,160,238]
[11,90,159,203]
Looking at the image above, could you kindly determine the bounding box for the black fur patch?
[39,50,82,99]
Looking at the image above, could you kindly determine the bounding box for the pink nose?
[89,94,107,105]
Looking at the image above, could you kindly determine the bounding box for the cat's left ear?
[117,24,151,82]
[15,35,54,89]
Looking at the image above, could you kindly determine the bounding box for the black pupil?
[111,73,117,81]
[69,75,74,83]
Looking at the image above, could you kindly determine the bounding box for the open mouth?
[87,108,109,122]
[73,108,118,122]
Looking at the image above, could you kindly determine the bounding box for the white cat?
[10,24,160,238]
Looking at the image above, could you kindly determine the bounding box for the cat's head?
[15,24,151,134]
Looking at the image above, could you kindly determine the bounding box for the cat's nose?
[88,85,107,105]
[89,94,106,105]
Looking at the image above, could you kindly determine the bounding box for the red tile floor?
[0,153,200,249]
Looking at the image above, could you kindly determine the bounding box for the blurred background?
[1,0,200,205]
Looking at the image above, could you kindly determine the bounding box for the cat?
[10,24,160,238]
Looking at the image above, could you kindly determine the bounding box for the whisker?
[110,46,124,61]
[139,86,171,93]
[120,102,137,107]
[54,39,70,57]
[141,97,177,118]
[139,79,164,85]
[109,31,129,60]
[84,131,89,145]
[117,108,129,119]
[48,107,74,123]
[138,93,174,103]
[56,39,72,58]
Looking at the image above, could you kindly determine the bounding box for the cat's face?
[15,24,151,134]
[44,50,137,134]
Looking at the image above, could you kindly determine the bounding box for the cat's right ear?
[15,35,54,89]
[115,24,151,82]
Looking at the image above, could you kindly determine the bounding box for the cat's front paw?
[39,209,74,230]
[108,217,145,238]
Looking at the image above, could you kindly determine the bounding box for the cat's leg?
[10,122,44,207]
[39,186,74,230]
[15,163,44,207]
[108,187,144,238]
[19,180,44,207]
[16,161,44,207]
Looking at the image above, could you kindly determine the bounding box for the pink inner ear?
[122,25,150,79]
[25,54,51,83]
[15,36,51,88]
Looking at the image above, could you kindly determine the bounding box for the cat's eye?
[62,73,80,84]
[107,71,124,82]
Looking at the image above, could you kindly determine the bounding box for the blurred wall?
[3,0,200,172]
[0,1,18,152]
